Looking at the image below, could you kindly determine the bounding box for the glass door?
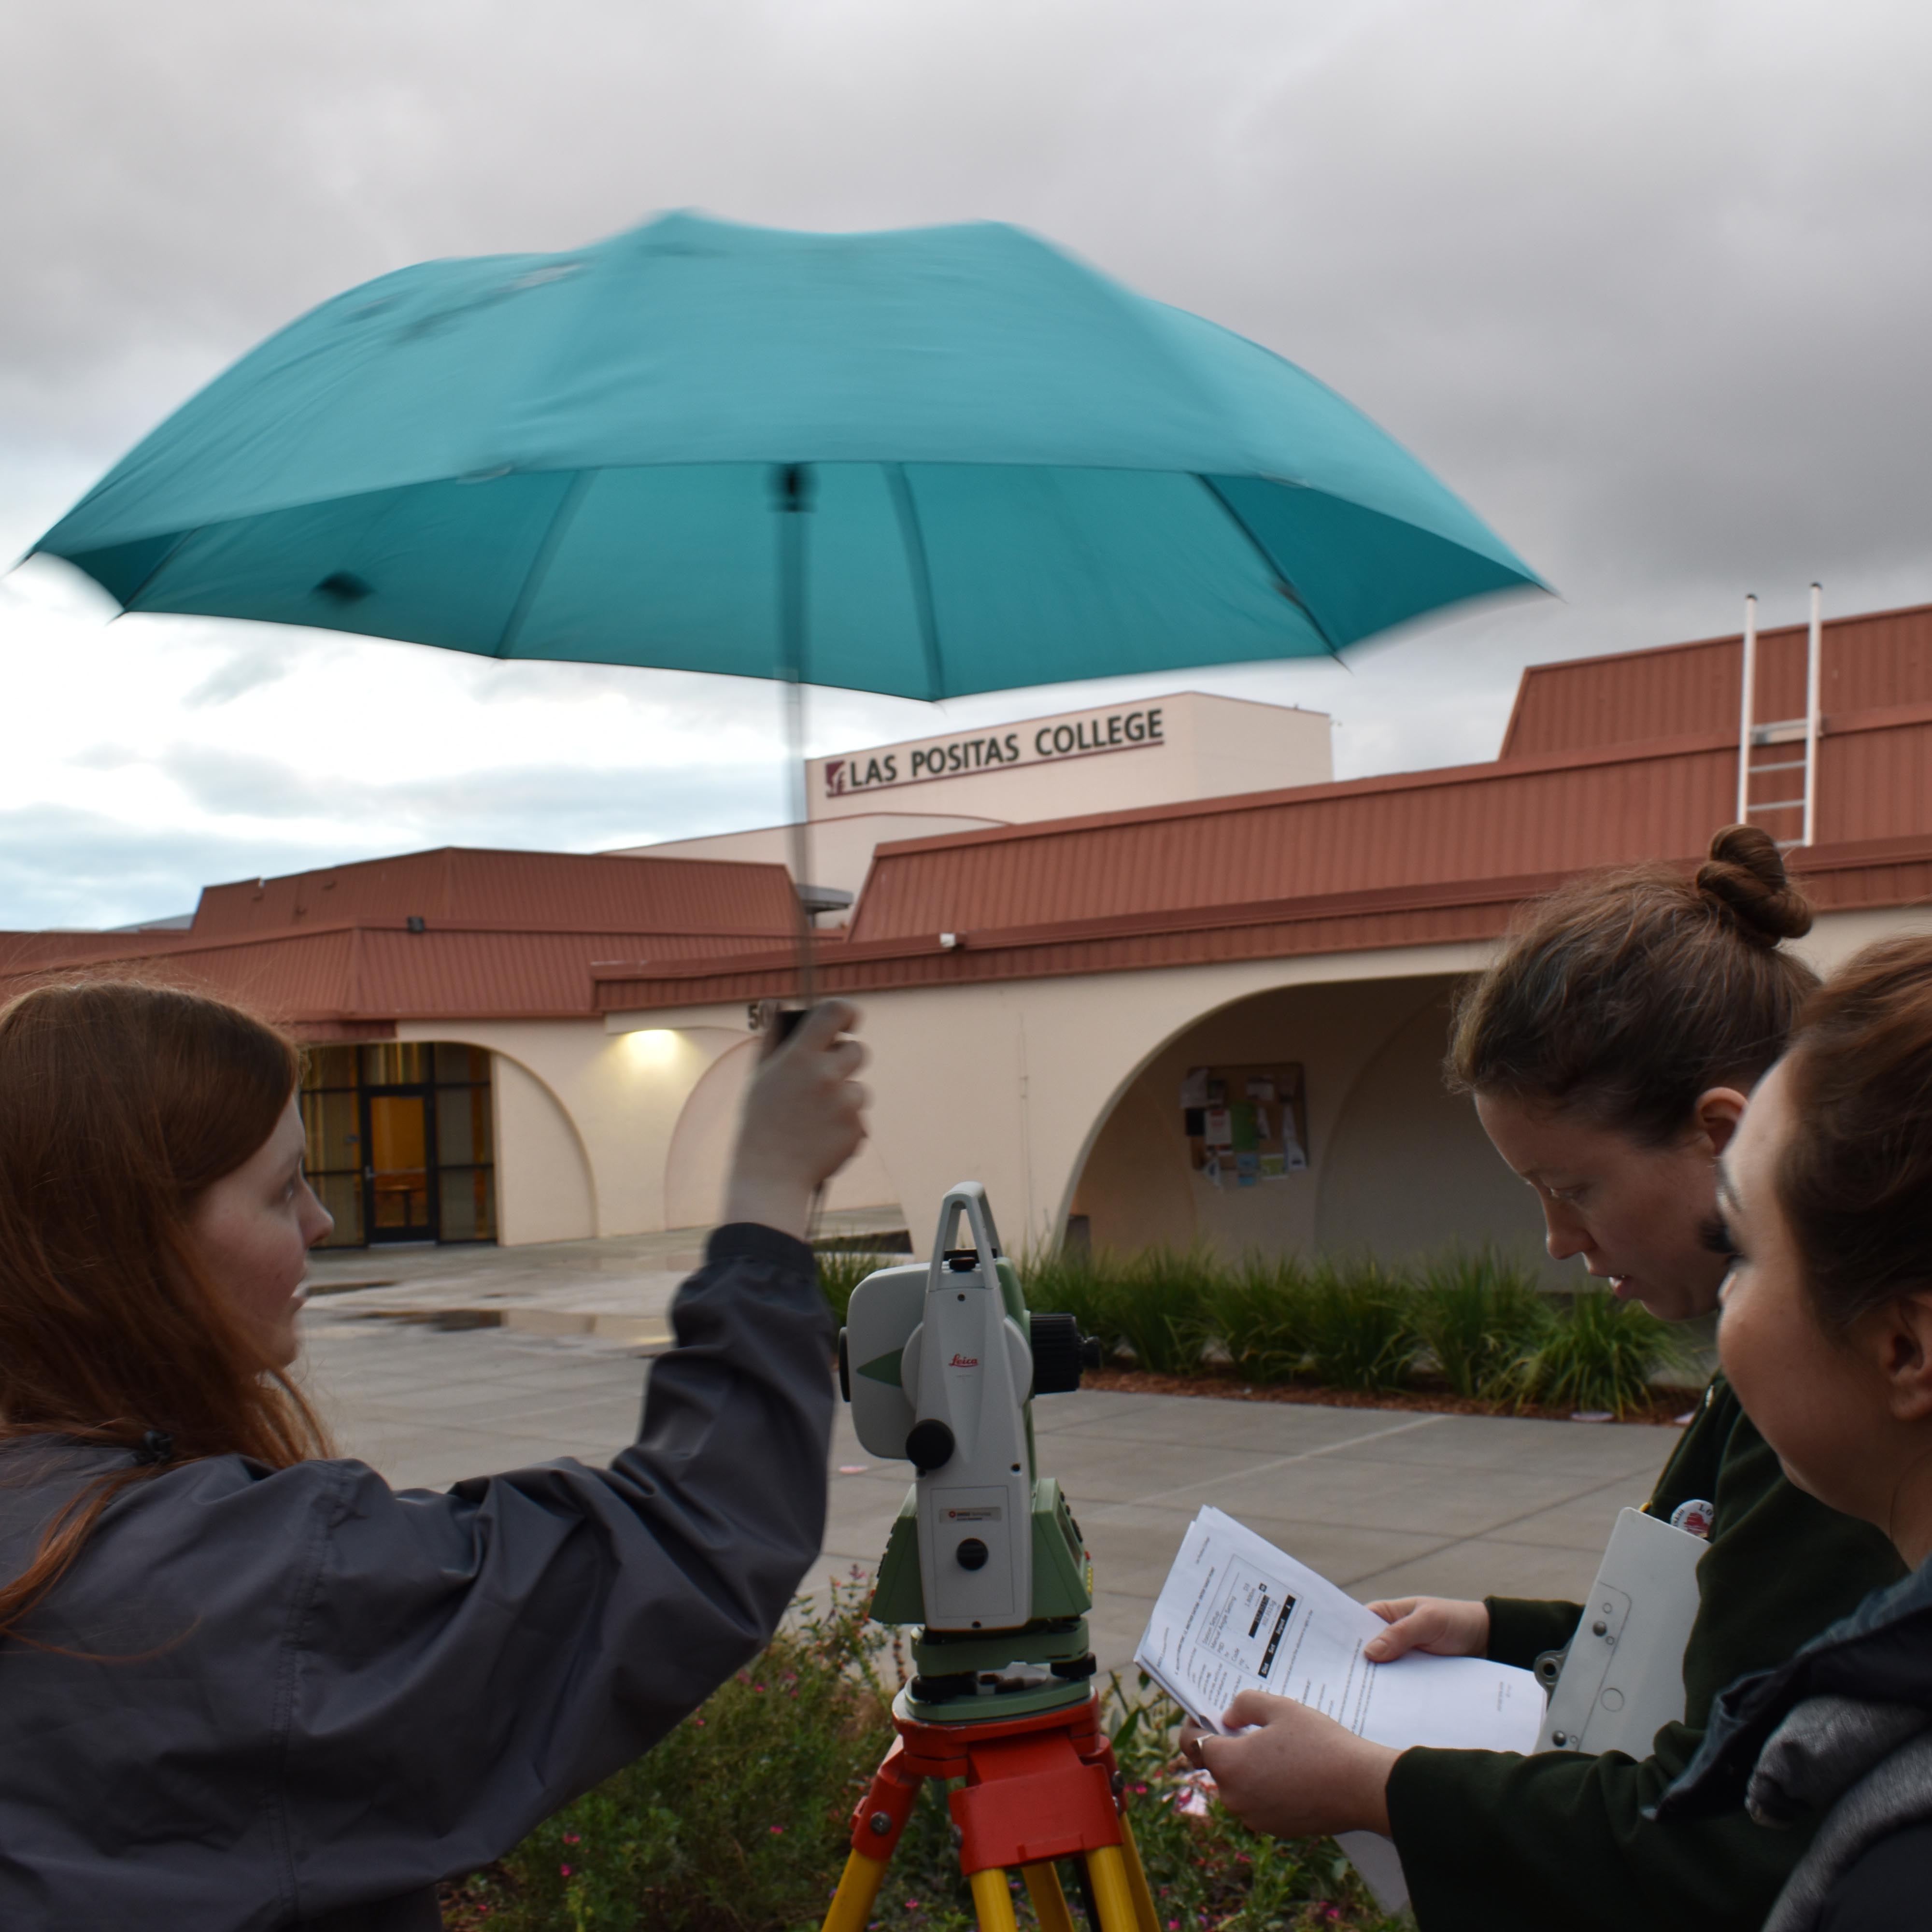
[363,1090,436,1241]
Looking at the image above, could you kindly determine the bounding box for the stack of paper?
[1134,1506,1544,1911]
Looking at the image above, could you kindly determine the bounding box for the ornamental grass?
[978,1241,1697,1418]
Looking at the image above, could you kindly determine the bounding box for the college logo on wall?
[821,705,1165,799]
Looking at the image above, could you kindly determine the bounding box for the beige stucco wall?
[397,1017,747,1245]
[611,942,1495,1255]
[662,1034,902,1228]
[428,900,1932,1254]
[803,692,1332,826]
[1314,988,1557,1279]
[489,1053,597,1245]
[1064,975,1551,1271]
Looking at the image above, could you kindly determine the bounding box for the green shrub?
[443,1585,1401,1932]
[1018,1243,1212,1375]
[1411,1248,1555,1399]
[1196,1251,1312,1384]
[1507,1288,1694,1417]
[1016,1241,1115,1346]
[814,1249,884,1327]
[1300,1257,1419,1392]
[1106,1244,1215,1375]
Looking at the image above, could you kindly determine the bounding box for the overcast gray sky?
[4,0,1929,928]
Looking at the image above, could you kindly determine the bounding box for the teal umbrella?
[30,212,1544,986]
[33,211,1541,697]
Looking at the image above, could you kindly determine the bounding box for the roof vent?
[406,916,426,934]
[796,882,853,918]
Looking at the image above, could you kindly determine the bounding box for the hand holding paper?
[1361,1593,1492,1663]
[1196,1690,1398,1839]
[1138,1507,1544,1913]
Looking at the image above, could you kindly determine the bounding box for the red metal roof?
[16,605,1932,1027]
[191,845,798,938]
[591,832,1932,1011]
[596,605,1932,1009]
[0,847,800,1034]
[1502,599,1932,759]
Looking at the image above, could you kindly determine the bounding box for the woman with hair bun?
[0,979,868,1931]
[1181,827,1904,1931]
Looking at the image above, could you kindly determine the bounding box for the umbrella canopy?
[33,213,1541,698]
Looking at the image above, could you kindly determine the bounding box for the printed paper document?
[1135,1507,1545,1912]
[1136,1506,1543,1750]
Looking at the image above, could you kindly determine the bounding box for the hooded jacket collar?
[1659,1554,1932,1821]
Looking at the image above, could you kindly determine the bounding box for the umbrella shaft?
[777,465,815,1005]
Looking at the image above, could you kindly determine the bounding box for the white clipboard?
[1537,1507,1705,1760]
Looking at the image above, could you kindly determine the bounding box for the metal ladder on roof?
[1736,583,1823,850]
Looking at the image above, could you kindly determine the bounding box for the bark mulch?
[1078,1365,1698,1426]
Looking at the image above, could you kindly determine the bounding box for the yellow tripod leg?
[1021,1861,1078,1932]
[967,1866,1020,1932]
[1083,1845,1142,1932]
[822,1848,890,1932]
[1116,1813,1162,1932]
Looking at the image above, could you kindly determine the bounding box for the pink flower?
[770,1825,785,1834]
[563,1834,580,1845]
[559,1864,572,1877]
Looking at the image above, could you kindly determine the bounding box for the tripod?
[822,1689,1161,1932]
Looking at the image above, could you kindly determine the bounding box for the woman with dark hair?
[1181,827,1904,1931]
[1658,936,1932,1928]
[0,979,867,1931]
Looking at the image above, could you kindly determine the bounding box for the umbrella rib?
[118,527,204,613]
[493,470,597,658]
[884,463,946,701]
[1195,475,1343,659]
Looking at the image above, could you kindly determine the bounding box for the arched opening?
[1066,973,1547,1267]
[1315,989,1553,1277]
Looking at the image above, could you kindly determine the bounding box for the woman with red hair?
[0,980,867,1931]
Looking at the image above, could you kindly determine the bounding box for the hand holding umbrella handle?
[723,1001,868,1239]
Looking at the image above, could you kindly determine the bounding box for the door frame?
[360,1083,439,1244]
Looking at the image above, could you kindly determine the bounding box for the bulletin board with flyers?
[1180,1063,1309,1188]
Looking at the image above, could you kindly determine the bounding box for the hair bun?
[1696,824,1813,946]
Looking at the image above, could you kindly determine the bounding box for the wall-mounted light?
[624,1028,682,1067]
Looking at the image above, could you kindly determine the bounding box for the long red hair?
[0,979,332,1638]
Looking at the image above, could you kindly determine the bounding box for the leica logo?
[948,1353,980,1368]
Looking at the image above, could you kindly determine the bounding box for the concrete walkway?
[299,1237,1679,1669]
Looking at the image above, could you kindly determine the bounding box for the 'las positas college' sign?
[823,704,1165,800]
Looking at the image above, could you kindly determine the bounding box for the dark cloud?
[4,0,1931,918]
[0,743,789,931]
[149,740,785,847]
[0,804,341,930]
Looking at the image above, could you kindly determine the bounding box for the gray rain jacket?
[0,1222,832,1932]
[1657,1548,1932,1930]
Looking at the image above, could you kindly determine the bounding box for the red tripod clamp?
[846,1694,1124,1876]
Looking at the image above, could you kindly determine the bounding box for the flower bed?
[440,1583,1401,1932]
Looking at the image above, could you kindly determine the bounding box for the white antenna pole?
[1736,593,1758,823]
[1803,582,1823,846]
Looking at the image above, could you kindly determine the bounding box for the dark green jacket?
[1384,1377,1904,1932]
